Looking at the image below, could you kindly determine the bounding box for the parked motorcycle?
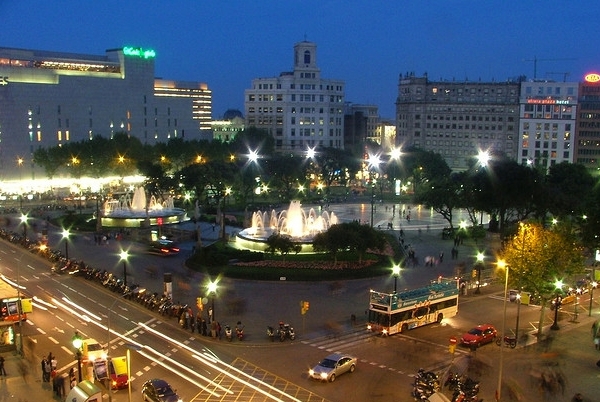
[267,326,275,342]
[496,334,517,348]
[235,321,244,341]
[225,325,233,341]
[278,322,295,341]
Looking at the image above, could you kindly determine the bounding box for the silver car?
[309,353,357,382]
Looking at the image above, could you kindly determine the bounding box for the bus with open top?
[367,277,459,335]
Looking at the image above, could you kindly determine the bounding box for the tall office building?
[244,41,345,152]
[343,103,379,150]
[575,73,600,173]
[518,80,578,170]
[396,73,520,171]
[0,46,211,181]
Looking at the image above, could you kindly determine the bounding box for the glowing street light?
[119,250,130,287]
[62,228,71,260]
[496,259,509,401]
[72,331,83,382]
[550,279,563,330]
[474,252,484,294]
[19,213,28,239]
[367,154,382,228]
[206,279,218,323]
[391,264,401,293]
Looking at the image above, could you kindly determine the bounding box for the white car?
[83,338,107,362]
[309,353,357,382]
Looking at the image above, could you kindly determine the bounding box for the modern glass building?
[0,46,211,181]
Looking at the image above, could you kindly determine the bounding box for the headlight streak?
[61,297,103,321]
[1,274,25,289]
[50,297,225,398]
[137,348,225,398]
[140,322,301,402]
[51,298,91,322]
[33,296,57,309]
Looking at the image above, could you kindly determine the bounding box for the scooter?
[267,326,275,342]
[495,334,517,348]
[225,325,233,341]
[235,321,244,341]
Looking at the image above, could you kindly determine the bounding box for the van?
[109,356,129,389]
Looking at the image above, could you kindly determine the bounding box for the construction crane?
[523,56,576,79]
[545,72,571,82]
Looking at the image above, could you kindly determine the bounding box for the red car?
[460,324,497,348]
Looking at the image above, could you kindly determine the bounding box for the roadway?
[0,201,598,401]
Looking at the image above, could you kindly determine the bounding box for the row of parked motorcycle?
[0,227,299,343]
[0,227,195,322]
[412,368,482,402]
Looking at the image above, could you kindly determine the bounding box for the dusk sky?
[2,1,597,119]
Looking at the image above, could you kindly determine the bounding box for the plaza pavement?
[3,201,600,401]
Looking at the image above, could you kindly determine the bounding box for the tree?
[415,174,462,229]
[499,222,585,339]
[264,234,302,260]
[546,162,596,219]
[312,222,385,265]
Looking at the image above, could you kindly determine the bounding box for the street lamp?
[62,229,71,260]
[72,331,83,382]
[391,264,401,293]
[496,259,509,401]
[207,279,218,323]
[550,280,563,331]
[514,292,522,346]
[19,213,28,239]
[474,252,484,294]
[367,154,381,228]
[119,250,129,287]
[590,279,598,317]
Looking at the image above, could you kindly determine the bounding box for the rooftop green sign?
[123,47,156,59]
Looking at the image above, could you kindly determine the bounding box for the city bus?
[367,277,459,335]
[0,280,27,322]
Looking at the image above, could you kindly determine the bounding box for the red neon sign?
[585,73,600,83]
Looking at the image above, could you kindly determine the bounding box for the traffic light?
[301,300,310,315]
[472,269,477,278]
[197,297,203,311]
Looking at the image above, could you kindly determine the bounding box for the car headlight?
[309,369,315,376]
[320,372,328,380]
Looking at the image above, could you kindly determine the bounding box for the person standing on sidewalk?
[0,355,6,376]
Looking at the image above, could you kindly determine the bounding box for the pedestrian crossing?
[301,328,377,352]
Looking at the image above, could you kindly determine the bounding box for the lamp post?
[391,264,401,293]
[119,250,129,287]
[62,229,70,260]
[19,213,28,239]
[496,259,509,401]
[474,252,484,294]
[72,331,83,382]
[207,280,218,323]
[550,280,563,331]
[590,279,598,317]
[514,292,521,346]
[367,154,381,228]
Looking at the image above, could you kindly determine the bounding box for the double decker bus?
[0,280,27,322]
[367,277,459,335]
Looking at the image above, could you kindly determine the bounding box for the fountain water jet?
[101,186,187,228]
[236,200,338,252]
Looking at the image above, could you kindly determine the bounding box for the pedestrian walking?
[42,357,51,382]
[439,251,444,263]
[69,368,77,389]
[0,355,7,376]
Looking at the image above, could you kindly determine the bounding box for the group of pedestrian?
[41,352,72,398]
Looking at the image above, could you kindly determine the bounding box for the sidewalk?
[0,351,62,402]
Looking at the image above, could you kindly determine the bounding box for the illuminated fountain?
[101,186,187,228]
[236,200,338,252]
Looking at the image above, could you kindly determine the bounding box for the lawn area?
[186,236,401,281]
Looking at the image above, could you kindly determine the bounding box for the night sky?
[2,1,597,119]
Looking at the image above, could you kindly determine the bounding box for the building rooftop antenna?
[523,56,576,79]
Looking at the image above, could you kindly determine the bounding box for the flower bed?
[233,259,378,270]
